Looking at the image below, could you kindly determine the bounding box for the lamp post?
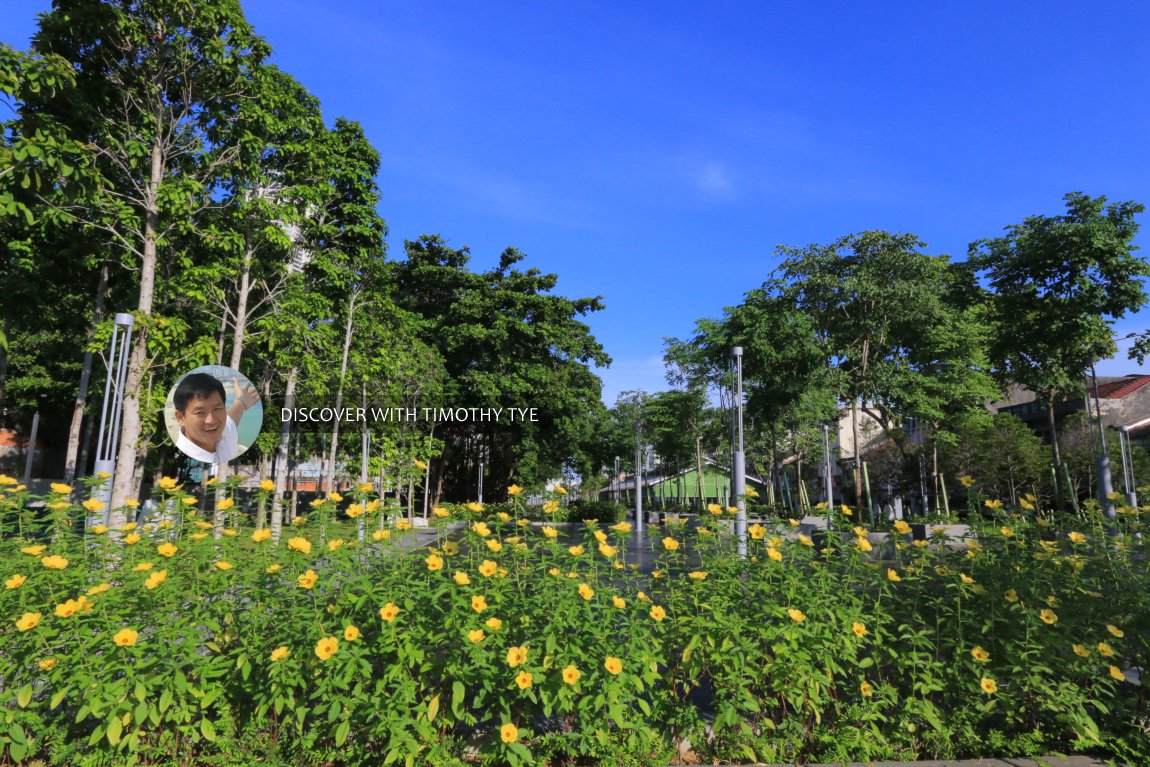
[1116,426,1138,508]
[1086,361,1116,522]
[21,393,47,486]
[731,347,746,557]
[634,421,644,533]
[823,421,835,529]
[92,313,135,525]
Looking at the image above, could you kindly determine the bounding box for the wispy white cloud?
[696,161,734,197]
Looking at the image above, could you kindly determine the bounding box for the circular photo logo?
[164,365,263,464]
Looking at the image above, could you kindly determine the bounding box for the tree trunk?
[64,264,109,484]
[228,235,255,371]
[270,367,297,542]
[1046,396,1065,510]
[109,139,163,526]
[323,289,358,494]
[850,398,863,506]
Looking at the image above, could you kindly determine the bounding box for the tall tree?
[27,0,270,519]
[969,192,1148,496]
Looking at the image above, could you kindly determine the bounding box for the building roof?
[1094,375,1150,399]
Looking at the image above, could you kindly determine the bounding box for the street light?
[634,420,644,533]
[21,393,47,486]
[1085,360,1116,523]
[92,312,135,524]
[731,347,746,557]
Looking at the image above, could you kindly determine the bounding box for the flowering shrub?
[1,475,1148,765]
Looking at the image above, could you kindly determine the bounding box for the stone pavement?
[689,756,1114,767]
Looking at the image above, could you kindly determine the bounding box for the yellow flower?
[568,545,585,556]
[270,646,290,662]
[562,664,581,684]
[479,560,498,577]
[0,475,16,486]
[314,636,339,661]
[1040,609,1058,624]
[39,657,58,671]
[133,562,154,572]
[346,503,364,518]
[999,526,1014,537]
[217,497,235,511]
[960,573,975,585]
[55,597,92,618]
[980,677,997,694]
[485,617,502,631]
[1107,624,1125,638]
[48,482,72,495]
[292,515,308,526]
[506,645,528,668]
[251,528,271,543]
[471,521,491,537]
[637,591,651,603]
[610,522,632,533]
[1005,589,1019,603]
[747,523,765,540]
[214,561,233,571]
[578,583,595,600]
[288,537,312,555]
[1098,642,1115,657]
[893,520,911,535]
[260,479,275,492]
[985,499,1003,510]
[971,646,990,662]
[16,611,42,631]
[607,595,626,609]
[1073,644,1090,657]
[466,628,486,643]
[500,723,518,743]
[5,574,27,589]
[344,624,361,641]
[123,533,141,545]
[688,571,707,581]
[380,602,400,622]
[413,459,429,471]
[508,484,523,496]
[598,542,618,558]
[554,484,567,495]
[839,504,852,516]
[189,533,207,542]
[472,595,488,613]
[21,545,46,556]
[194,520,213,530]
[662,537,679,551]
[327,492,343,503]
[886,569,901,582]
[41,555,69,570]
[297,570,318,589]
[156,543,177,558]
[372,529,391,541]
[852,622,867,637]
[486,538,503,553]
[957,474,974,487]
[515,670,533,689]
[1068,531,1086,544]
[432,506,450,518]
[113,628,139,647]
[266,564,282,574]
[1109,665,1127,682]
[649,605,666,622]
[82,498,106,512]
[787,608,806,623]
[144,569,167,589]
[426,553,444,571]
[453,571,471,586]
[543,500,560,513]
[467,502,484,513]
[604,656,623,675]
[179,496,197,506]
[856,537,873,553]
[1018,497,1034,510]
[767,547,783,562]
[797,534,813,547]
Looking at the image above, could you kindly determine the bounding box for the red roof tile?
[1096,375,1150,399]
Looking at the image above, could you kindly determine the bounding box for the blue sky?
[7,1,1150,403]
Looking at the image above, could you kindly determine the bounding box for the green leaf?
[335,719,350,746]
[16,684,32,709]
[426,694,439,722]
[106,716,123,746]
[200,718,217,742]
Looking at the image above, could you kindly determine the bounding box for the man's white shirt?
[176,415,239,464]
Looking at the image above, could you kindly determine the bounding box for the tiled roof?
[1095,375,1150,399]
